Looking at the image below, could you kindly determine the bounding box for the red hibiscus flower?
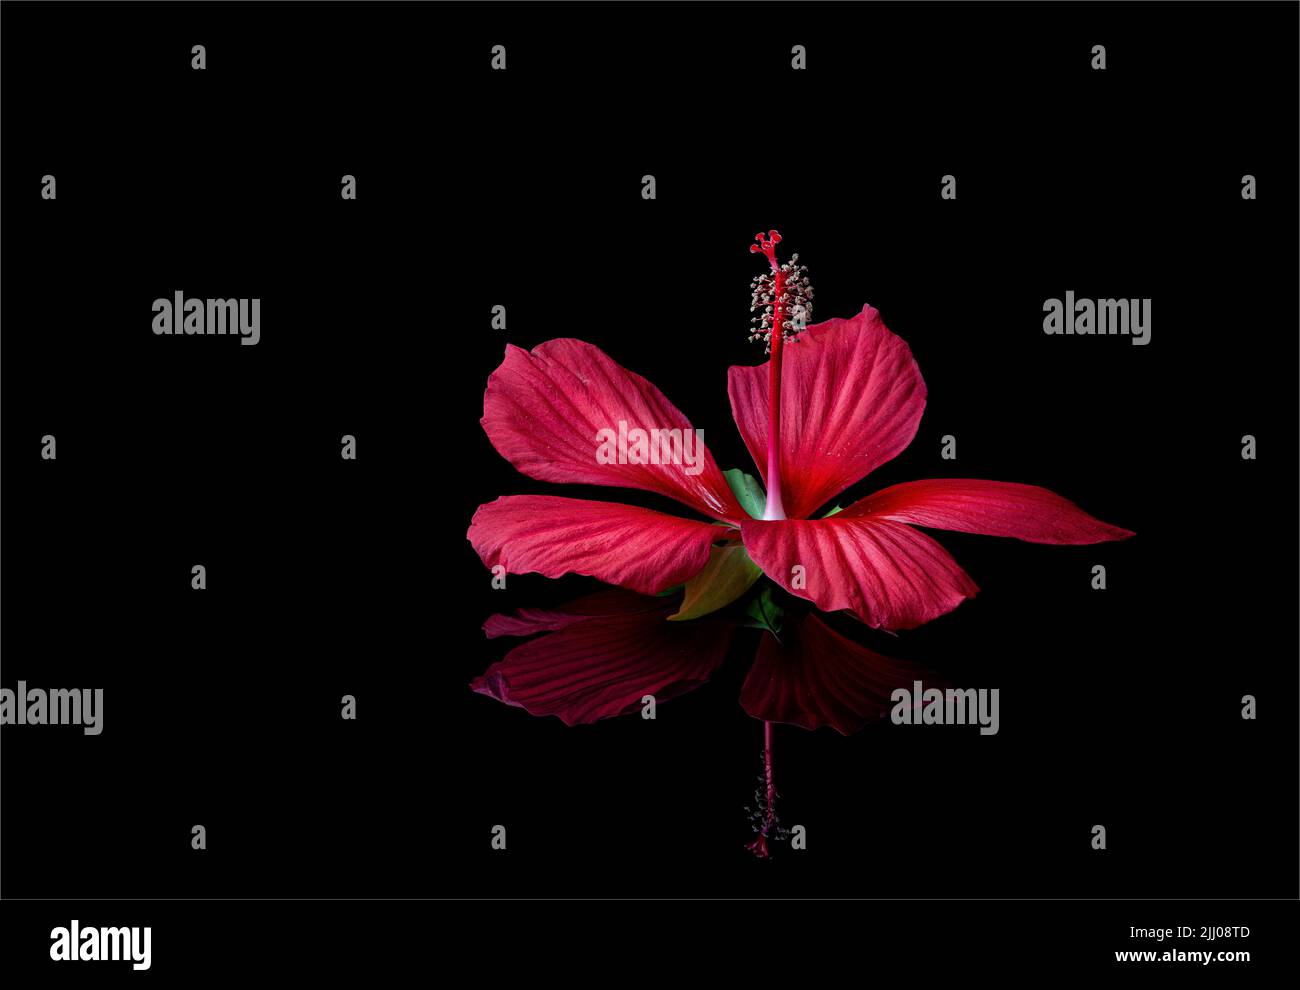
[469,230,1132,631]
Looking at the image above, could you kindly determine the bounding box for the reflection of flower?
[473,588,946,858]
[473,589,938,735]
[475,587,946,857]
[469,232,1132,633]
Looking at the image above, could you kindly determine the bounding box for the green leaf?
[821,504,844,518]
[667,544,763,621]
[724,468,766,520]
[742,586,785,636]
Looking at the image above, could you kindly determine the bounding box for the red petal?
[728,305,926,520]
[469,495,728,595]
[741,612,944,734]
[472,599,733,725]
[483,339,744,522]
[740,515,978,631]
[848,479,1135,543]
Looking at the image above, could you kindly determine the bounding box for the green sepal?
[742,586,785,636]
[667,544,763,621]
[724,468,766,521]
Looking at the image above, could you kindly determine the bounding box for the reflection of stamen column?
[763,719,777,835]
[746,719,778,858]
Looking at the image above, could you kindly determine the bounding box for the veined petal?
[741,612,944,734]
[740,515,978,631]
[847,479,1135,543]
[728,305,926,520]
[469,495,729,595]
[473,597,733,725]
[483,338,744,522]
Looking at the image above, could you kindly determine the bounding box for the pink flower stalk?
[751,230,795,521]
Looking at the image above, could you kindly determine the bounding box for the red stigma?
[749,230,783,269]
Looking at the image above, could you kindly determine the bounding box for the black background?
[2,0,1296,925]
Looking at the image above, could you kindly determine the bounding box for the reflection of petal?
[740,612,942,734]
[473,594,733,726]
[483,589,663,640]
[728,305,926,520]
[469,495,727,595]
[482,338,744,522]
